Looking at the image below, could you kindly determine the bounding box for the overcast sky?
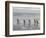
[13,7,40,16]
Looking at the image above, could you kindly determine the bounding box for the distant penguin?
[17,19,19,24]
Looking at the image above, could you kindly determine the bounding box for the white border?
[9,3,43,35]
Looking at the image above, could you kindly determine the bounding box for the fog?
[13,7,40,31]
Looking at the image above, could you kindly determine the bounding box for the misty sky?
[13,7,40,16]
